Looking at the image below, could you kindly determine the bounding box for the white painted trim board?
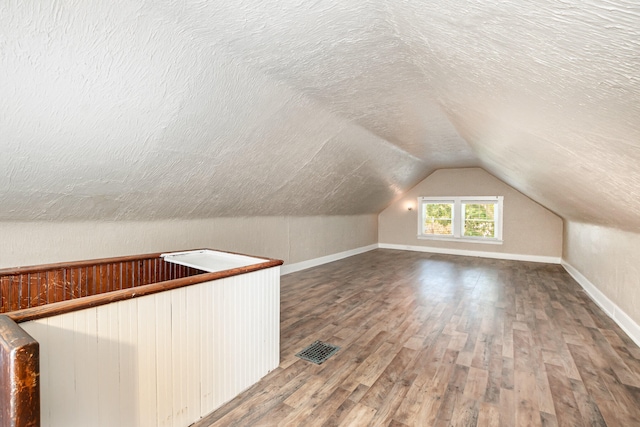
[280,244,378,275]
[378,243,561,264]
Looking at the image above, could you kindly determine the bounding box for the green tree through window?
[423,203,453,235]
[463,203,495,237]
[417,196,503,242]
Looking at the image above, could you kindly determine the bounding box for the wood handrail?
[0,248,278,276]
[0,249,283,320]
[6,259,283,323]
[0,315,39,427]
[0,251,188,276]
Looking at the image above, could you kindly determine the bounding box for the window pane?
[463,203,495,238]
[423,203,453,235]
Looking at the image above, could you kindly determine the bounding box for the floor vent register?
[295,340,340,364]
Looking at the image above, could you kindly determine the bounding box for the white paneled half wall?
[20,267,280,427]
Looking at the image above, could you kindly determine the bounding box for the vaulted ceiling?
[2,1,639,230]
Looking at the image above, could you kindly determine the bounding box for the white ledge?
[417,235,503,245]
[280,244,378,275]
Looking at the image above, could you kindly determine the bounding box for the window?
[422,200,454,236]
[418,196,503,243]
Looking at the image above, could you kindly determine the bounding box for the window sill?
[417,235,504,245]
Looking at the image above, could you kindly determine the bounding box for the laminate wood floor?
[193,249,640,427]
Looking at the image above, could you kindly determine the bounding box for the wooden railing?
[0,250,283,427]
[0,315,39,427]
[0,254,204,314]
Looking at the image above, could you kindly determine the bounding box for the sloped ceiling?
[1,1,639,230]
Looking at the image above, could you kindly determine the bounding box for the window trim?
[417,196,503,244]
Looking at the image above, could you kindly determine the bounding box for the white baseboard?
[280,244,378,275]
[378,243,561,264]
[562,261,640,348]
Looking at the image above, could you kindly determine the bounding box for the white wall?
[563,221,640,342]
[0,215,377,269]
[379,168,563,262]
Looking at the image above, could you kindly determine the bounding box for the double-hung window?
[418,196,503,244]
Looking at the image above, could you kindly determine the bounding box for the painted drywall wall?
[0,215,377,269]
[379,168,563,260]
[564,221,640,329]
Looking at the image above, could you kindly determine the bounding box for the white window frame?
[417,196,503,244]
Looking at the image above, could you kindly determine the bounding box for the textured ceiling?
[1,1,639,230]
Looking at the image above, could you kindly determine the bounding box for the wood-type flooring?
[193,249,640,426]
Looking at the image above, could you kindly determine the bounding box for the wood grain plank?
[360,346,416,409]
[515,370,541,426]
[545,363,583,427]
[570,377,607,427]
[477,402,499,427]
[499,388,515,427]
[336,402,376,426]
